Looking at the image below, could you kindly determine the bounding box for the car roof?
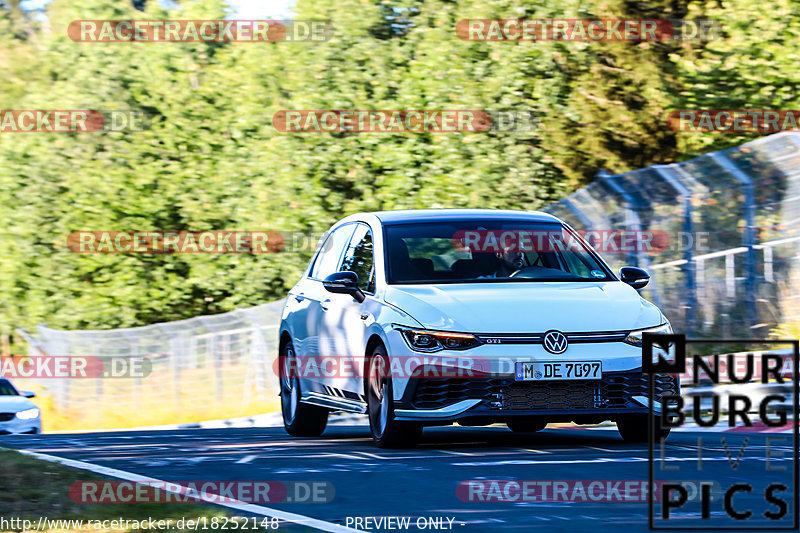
[362,209,561,225]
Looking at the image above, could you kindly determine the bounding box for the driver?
[474,247,525,278]
[495,248,524,277]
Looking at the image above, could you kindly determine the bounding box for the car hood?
[0,395,36,412]
[384,282,664,333]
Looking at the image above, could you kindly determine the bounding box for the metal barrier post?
[561,198,596,230]
[597,170,643,267]
[653,164,697,336]
[710,152,758,330]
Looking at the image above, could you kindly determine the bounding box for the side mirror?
[322,271,366,303]
[21,390,35,399]
[619,266,650,290]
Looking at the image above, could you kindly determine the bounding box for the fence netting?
[20,302,283,416]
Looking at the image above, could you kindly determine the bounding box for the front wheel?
[617,414,670,443]
[367,345,421,448]
[279,340,328,437]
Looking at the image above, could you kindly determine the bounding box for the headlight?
[394,326,480,352]
[624,323,673,347]
[16,408,39,420]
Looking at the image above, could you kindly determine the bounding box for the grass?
[0,448,236,531]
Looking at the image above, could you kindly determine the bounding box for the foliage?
[0,0,797,341]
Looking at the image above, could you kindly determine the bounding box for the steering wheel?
[508,266,558,279]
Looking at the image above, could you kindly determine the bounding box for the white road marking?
[438,450,475,456]
[134,460,172,467]
[15,450,364,533]
[354,451,385,459]
[583,446,615,453]
[236,454,258,464]
[323,453,369,460]
[453,455,792,467]
[36,444,172,452]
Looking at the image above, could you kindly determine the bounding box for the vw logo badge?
[543,330,568,354]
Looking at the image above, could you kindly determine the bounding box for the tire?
[279,340,328,437]
[617,414,671,443]
[507,418,547,433]
[367,345,422,448]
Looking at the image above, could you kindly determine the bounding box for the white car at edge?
[0,378,42,435]
[278,209,676,447]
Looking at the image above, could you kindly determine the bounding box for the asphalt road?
[1,424,797,532]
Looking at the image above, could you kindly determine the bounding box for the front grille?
[474,330,629,345]
[0,413,15,422]
[410,372,677,410]
[504,380,599,410]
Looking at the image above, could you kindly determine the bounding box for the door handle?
[294,293,305,303]
[320,299,331,311]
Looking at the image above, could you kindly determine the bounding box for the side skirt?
[301,390,367,414]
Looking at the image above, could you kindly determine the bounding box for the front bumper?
[0,414,42,435]
[393,370,678,422]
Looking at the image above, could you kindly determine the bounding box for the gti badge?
[543,330,568,354]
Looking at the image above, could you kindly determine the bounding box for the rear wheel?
[367,345,421,448]
[507,418,548,433]
[279,340,328,437]
[617,414,670,443]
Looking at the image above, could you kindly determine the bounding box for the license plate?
[515,361,602,381]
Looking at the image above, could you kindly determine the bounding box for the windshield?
[0,379,19,396]
[385,220,612,284]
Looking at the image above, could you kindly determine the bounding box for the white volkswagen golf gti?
[278,209,676,447]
